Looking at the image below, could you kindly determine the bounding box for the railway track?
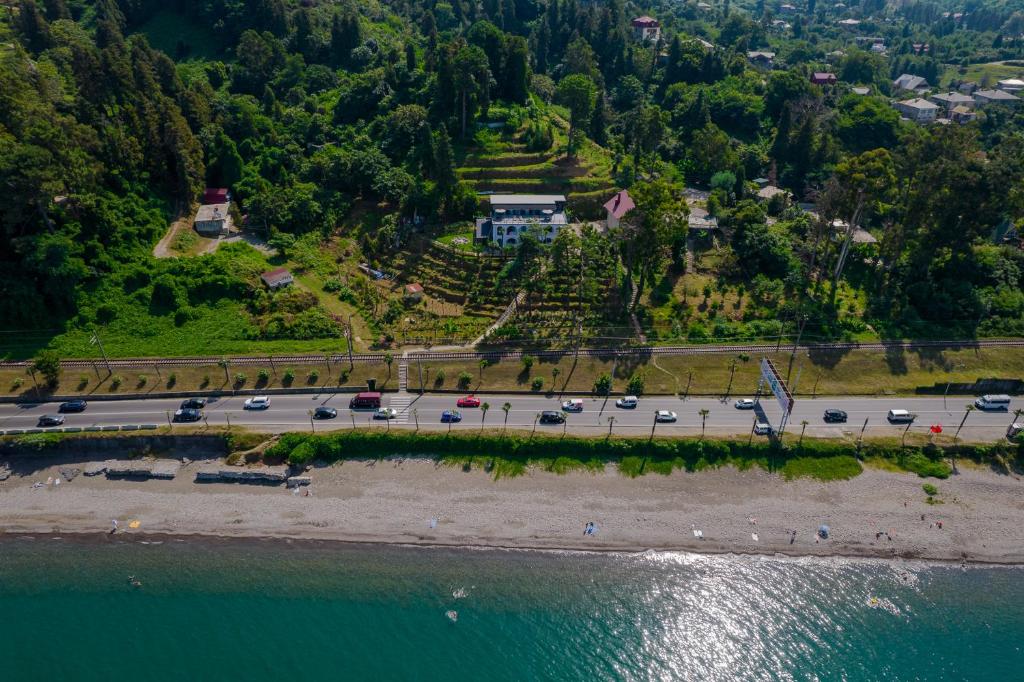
[1,339,1021,370]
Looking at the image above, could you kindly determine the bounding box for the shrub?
[922,483,938,496]
[167,372,177,388]
[435,369,446,385]
[531,376,544,391]
[234,373,247,385]
[136,374,148,388]
[626,373,646,396]
[257,369,270,383]
[308,369,320,383]
[594,373,613,395]
[521,355,535,371]
[31,350,61,387]
[12,377,23,389]
[457,371,473,389]
[77,375,89,390]
[111,375,123,389]
[283,369,295,385]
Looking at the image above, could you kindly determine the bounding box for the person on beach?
[110,519,118,534]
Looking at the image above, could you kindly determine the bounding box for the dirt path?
[153,203,197,258]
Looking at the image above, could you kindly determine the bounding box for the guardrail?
[0,424,159,436]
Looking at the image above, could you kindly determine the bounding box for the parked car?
[615,395,639,408]
[655,410,677,423]
[313,406,338,419]
[38,415,65,427]
[349,392,382,409]
[58,399,87,413]
[887,409,914,423]
[562,399,584,412]
[1008,423,1023,439]
[456,395,481,408]
[539,410,565,424]
[173,408,202,422]
[441,410,462,423]
[180,398,208,410]
[823,409,848,423]
[753,422,773,436]
[734,398,756,410]
[374,407,398,420]
[244,396,271,410]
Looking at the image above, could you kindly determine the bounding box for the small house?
[404,283,424,302]
[603,190,635,229]
[688,209,719,232]
[779,3,797,14]
[929,92,974,113]
[202,187,230,205]
[260,268,294,290]
[997,78,1024,93]
[811,72,837,86]
[747,51,776,69]
[851,86,871,95]
[838,18,861,28]
[894,98,939,123]
[631,16,661,42]
[756,185,789,202]
[974,89,1021,107]
[951,105,977,124]
[194,203,230,237]
[893,73,929,94]
[957,81,979,95]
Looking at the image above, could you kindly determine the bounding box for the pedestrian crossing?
[388,393,412,424]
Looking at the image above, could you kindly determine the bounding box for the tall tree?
[555,74,597,157]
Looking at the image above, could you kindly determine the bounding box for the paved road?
[0,393,1018,441]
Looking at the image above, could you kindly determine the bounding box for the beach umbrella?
[930,424,943,434]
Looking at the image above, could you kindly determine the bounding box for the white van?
[887,409,914,423]
[974,394,1012,411]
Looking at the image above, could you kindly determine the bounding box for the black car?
[180,398,208,410]
[539,411,565,425]
[823,409,848,423]
[38,414,65,427]
[58,399,87,413]
[173,408,203,422]
[313,406,338,419]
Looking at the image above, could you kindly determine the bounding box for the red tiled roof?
[632,16,659,26]
[260,268,293,286]
[202,188,229,205]
[405,283,424,294]
[603,190,636,220]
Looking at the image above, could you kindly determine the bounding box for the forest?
[2,0,1024,357]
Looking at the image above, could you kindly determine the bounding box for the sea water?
[0,537,1021,680]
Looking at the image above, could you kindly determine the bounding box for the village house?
[950,105,977,124]
[747,51,776,68]
[475,194,568,248]
[756,185,790,203]
[779,3,797,14]
[974,89,1021,107]
[851,86,871,95]
[838,18,861,28]
[603,190,635,229]
[194,203,230,237]
[811,72,837,86]
[893,73,929,94]
[894,98,939,123]
[631,16,661,42]
[260,268,294,290]
[928,91,974,113]
[403,283,424,303]
[688,207,719,232]
[997,78,1024,93]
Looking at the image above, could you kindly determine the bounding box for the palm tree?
[218,357,230,384]
[478,358,488,379]
[552,367,561,390]
[480,402,490,431]
[902,414,917,446]
[502,402,512,432]
[532,412,540,435]
[699,409,710,439]
[413,408,419,431]
[954,404,975,442]
[650,412,658,441]
[384,352,394,380]
[1009,408,1023,436]
[607,415,616,438]
[798,420,809,446]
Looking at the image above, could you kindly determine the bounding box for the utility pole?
[91,330,112,376]
[166,411,172,428]
[347,315,355,371]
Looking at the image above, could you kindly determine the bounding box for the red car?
[456,395,481,408]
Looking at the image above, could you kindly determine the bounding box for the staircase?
[397,360,408,391]
[627,280,647,344]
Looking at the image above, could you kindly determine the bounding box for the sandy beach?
[2,454,1023,564]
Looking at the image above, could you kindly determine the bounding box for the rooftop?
[202,187,229,205]
[603,190,636,220]
[489,194,566,207]
[632,16,659,26]
[898,98,939,110]
[930,91,974,103]
[196,203,229,221]
[975,89,1020,101]
[260,268,293,287]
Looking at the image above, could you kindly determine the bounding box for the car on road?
[456,395,481,408]
[615,395,639,409]
[38,415,65,427]
[734,399,756,410]
[58,399,87,413]
[313,406,338,419]
[374,407,398,420]
[887,409,914,423]
[823,409,848,423]
[349,392,382,409]
[562,399,584,412]
[539,410,565,424]
[180,398,208,410]
[1009,423,1023,439]
[173,408,202,423]
[975,394,1012,411]
[655,410,677,423]
[244,396,271,410]
[441,410,462,423]
[753,422,773,436]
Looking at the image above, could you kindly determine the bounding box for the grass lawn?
[412,346,1024,397]
[941,61,1024,88]
[0,361,391,398]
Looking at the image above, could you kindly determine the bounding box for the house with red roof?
[202,188,230,205]
[603,190,635,229]
[631,16,661,42]
[811,72,837,86]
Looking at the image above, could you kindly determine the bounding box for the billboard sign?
[760,358,794,415]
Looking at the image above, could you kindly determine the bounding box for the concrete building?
[894,98,939,123]
[194,203,230,237]
[631,16,661,42]
[811,72,837,86]
[475,195,569,248]
[974,89,1021,107]
[260,268,294,290]
[928,91,975,113]
[893,73,929,94]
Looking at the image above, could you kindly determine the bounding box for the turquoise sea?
[1,537,1021,681]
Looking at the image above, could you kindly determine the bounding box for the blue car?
[441,410,462,423]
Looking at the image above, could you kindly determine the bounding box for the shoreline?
[3,529,1023,568]
[2,455,1023,566]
